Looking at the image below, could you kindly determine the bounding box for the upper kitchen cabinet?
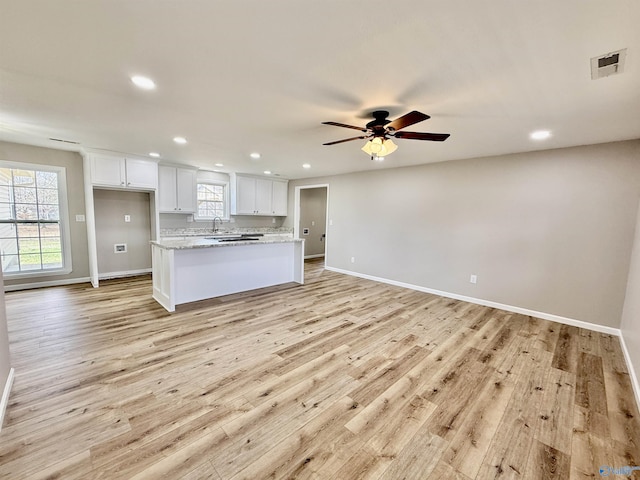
[158,165,196,213]
[88,153,158,190]
[271,179,288,216]
[230,173,288,216]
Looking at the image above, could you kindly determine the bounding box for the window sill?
[3,267,72,280]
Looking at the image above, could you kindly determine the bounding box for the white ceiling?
[1,1,639,179]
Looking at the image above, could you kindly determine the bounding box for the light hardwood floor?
[1,259,639,479]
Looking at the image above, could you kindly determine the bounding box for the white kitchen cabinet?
[90,154,158,190]
[234,175,258,214]
[271,180,288,215]
[230,174,288,216]
[158,165,196,213]
[255,178,273,214]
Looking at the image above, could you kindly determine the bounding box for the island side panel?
[294,239,304,284]
[152,244,176,312]
[172,242,301,306]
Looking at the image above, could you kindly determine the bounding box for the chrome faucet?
[212,216,222,233]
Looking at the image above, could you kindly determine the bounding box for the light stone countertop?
[152,235,303,250]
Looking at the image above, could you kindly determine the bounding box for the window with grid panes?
[0,163,70,276]
[196,182,227,219]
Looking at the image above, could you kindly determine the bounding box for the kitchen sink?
[216,237,261,242]
[205,233,264,241]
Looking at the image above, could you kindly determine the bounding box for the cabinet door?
[176,168,196,212]
[91,155,125,187]
[125,159,158,189]
[255,178,273,215]
[158,166,178,212]
[235,176,257,214]
[271,180,288,216]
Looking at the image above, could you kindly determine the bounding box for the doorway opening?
[294,185,329,266]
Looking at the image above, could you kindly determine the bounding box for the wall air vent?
[591,49,626,79]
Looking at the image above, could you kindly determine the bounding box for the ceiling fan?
[322,110,450,160]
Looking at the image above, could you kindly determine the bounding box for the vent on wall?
[591,49,627,79]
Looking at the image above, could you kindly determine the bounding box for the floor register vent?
[591,49,626,79]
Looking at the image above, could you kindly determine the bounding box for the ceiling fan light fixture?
[361,138,397,158]
[382,139,398,155]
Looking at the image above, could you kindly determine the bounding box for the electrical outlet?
[351,257,355,263]
[470,274,477,284]
[124,215,131,222]
[75,214,85,222]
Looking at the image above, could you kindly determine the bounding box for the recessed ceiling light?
[215,163,224,167]
[302,163,311,169]
[530,130,551,140]
[173,136,187,144]
[263,170,272,175]
[131,75,156,90]
[149,152,160,158]
[250,152,261,159]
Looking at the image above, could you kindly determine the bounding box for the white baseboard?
[618,334,640,413]
[325,266,621,336]
[98,269,152,280]
[0,367,15,432]
[4,277,91,292]
[304,254,325,259]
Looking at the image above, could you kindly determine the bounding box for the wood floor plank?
[442,367,517,478]
[475,345,551,479]
[524,440,571,480]
[575,351,608,416]
[535,367,576,455]
[551,324,580,374]
[1,259,638,479]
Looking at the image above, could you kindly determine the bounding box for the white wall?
[288,140,640,328]
[621,198,640,403]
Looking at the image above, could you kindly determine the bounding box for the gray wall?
[300,187,327,256]
[0,141,89,287]
[94,189,152,276]
[621,198,640,395]
[287,140,640,328]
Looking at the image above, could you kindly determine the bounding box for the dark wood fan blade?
[394,131,450,141]
[386,111,430,131]
[322,121,368,132]
[323,136,367,146]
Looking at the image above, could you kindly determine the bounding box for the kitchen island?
[151,235,304,312]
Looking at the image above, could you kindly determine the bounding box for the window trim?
[0,160,73,279]
[194,180,230,222]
